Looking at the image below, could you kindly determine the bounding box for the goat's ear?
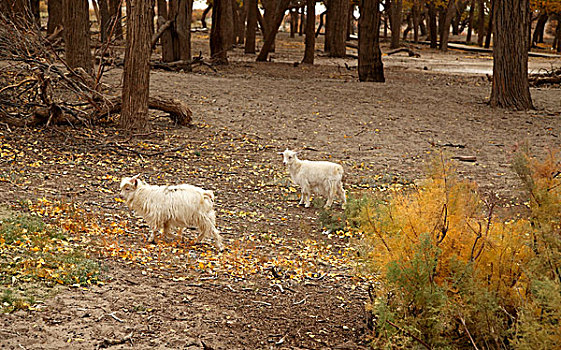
[131,174,141,180]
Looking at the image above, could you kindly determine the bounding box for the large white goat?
[120,175,224,251]
[281,149,346,209]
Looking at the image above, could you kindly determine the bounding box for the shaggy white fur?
[281,149,346,209]
[120,175,224,251]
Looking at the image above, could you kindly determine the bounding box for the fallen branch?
[386,48,420,57]
[96,332,133,349]
[151,18,173,50]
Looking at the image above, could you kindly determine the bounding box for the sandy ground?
[1,32,560,349]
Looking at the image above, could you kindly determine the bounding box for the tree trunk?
[329,0,350,57]
[169,0,193,64]
[412,1,420,43]
[109,0,124,40]
[316,10,326,37]
[484,0,494,48]
[439,0,456,51]
[555,18,561,53]
[222,0,235,49]
[256,0,291,61]
[245,0,258,54]
[403,13,412,40]
[302,0,316,64]
[426,1,438,48]
[290,9,297,38]
[121,0,155,130]
[299,6,305,36]
[324,0,333,52]
[490,0,532,110]
[466,0,475,43]
[98,0,111,43]
[532,12,548,45]
[359,0,385,82]
[211,0,229,64]
[232,0,244,45]
[63,0,93,75]
[389,0,402,49]
[262,0,278,52]
[47,0,63,35]
[157,0,174,62]
[201,4,212,28]
[476,0,484,46]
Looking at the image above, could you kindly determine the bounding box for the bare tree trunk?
[232,0,244,45]
[222,0,235,49]
[245,0,258,54]
[302,0,315,64]
[256,0,290,61]
[490,0,532,110]
[63,0,93,75]
[211,0,229,64]
[484,0,494,48]
[109,0,124,40]
[439,0,456,51]
[201,4,212,28]
[327,0,349,57]
[403,13,412,40]
[157,0,174,62]
[476,0,484,46]
[359,0,385,82]
[555,17,561,53]
[532,11,548,45]
[121,0,155,130]
[466,0,475,43]
[98,0,111,43]
[316,10,326,37]
[299,6,305,36]
[171,0,192,63]
[412,0,420,43]
[47,0,63,35]
[324,0,333,52]
[290,9,297,38]
[389,0,402,48]
[426,1,438,48]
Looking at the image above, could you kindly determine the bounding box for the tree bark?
[47,0,63,35]
[484,0,494,48]
[302,0,316,64]
[329,0,350,57]
[121,0,154,130]
[412,0,420,43]
[98,0,111,43]
[245,0,258,54]
[532,11,548,45]
[256,0,290,61]
[290,9,297,38]
[439,0,456,51]
[211,0,229,64]
[63,0,93,75]
[299,6,305,36]
[157,0,174,62]
[359,0,385,82]
[171,0,193,63]
[466,0,475,43]
[426,1,438,48]
[490,0,533,110]
[201,4,212,28]
[109,0,124,40]
[389,0,402,49]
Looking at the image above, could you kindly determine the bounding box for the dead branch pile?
[0,15,192,128]
[529,67,561,87]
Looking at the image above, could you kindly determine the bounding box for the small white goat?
[120,175,224,251]
[281,149,346,209]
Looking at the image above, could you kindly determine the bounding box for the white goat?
[281,149,346,209]
[120,175,224,251]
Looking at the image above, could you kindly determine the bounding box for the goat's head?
[120,174,142,198]
[281,149,299,165]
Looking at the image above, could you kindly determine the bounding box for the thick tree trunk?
[211,0,229,64]
[232,0,244,45]
[476,0,485,46]
[256,0,291,61]
[555,18,561,53]
[299,6,305,36]
[426,1,438,48]
[484,0,494,48]
[466,0,475,43]
[170,0,193,63]
[109,0,124,40]
[328,0,350,57]
[412,1,420,43]
[63,0,93,75]
[47,0,63,35]
[302,0,316,64]
[439,0,456,51]
[324,0,333,52]
[389,0,402,49]
[490,0,532,110]
[222,0,235,49]
[359,0,385,82]
[245,0,258,54]
[121,0,155,130]
[290,9,297,38]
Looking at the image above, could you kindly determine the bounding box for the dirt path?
[1,34,560,349]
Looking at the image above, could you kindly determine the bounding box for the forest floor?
[1,32,561,349]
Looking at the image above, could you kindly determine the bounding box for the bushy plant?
[356,154,539,348]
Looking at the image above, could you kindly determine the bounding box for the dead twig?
[96,332,133,349]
